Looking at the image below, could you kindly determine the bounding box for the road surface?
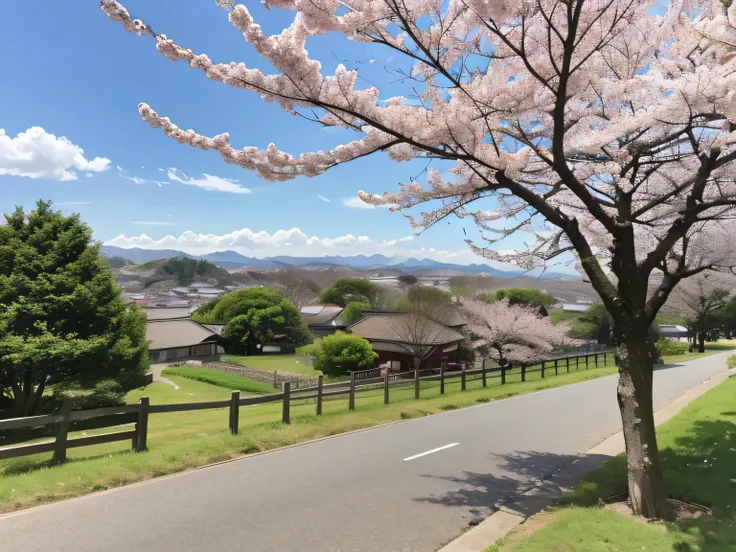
[1,352,730,552]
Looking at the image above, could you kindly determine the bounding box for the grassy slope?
[498,375,736,552]
[161,367,275,394]
[221,353,321,377]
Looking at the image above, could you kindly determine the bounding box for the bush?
[54,379,126,411]
[727,354,736,369]
[306,331,378,377]
[342,300,370,325]
[654,339,689,357]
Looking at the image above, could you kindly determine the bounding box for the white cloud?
[158,168,164,172]
[116,165,123,171]
[318,195,331,203]
[344,196,375,209]
[85,173,94,178]
[104,225,486,264]
[167,168,250,194]
[0,127,111,181]
[344,194,396,210]
[130,221,181,226]
[56,201,92,206]
[119,174,169,187]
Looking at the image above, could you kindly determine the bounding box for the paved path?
[148,363,178,389]
[2,352,731,552]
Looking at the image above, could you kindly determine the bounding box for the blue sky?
[0,1,567,269]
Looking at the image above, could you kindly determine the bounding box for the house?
[301,305,346,337]
[349,312,465,371]
[659,324,690,343]
[146,319,220,363]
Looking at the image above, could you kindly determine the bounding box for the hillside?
[129,257,240,288]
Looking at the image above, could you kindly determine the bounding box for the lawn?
[492,374,736,552]
[1,344,733,515]
[161,366,275,394]
[221,353,321,377]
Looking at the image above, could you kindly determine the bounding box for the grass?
[220,353,321,377]
[495,374,736,552]
[660,340,736,364]
[1,343,733,515]
[161,366,275,394]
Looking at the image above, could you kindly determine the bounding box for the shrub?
[727,354,736,369]
[654,339,689,357]
[310,331,378,377]
[342,300,370,325]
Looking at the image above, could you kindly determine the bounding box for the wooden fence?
[0,350,610,465]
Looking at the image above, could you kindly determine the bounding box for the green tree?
[394,286,452,312]
[318,277,379,308]
[494,288,557,309]
[0,201,148,418]
[308,332,377,378]
[342,301,370,325]
[204,288,312,354]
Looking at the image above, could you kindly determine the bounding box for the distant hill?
[104,255,130,269]
[131,257,238,287]
[101,245,579,280]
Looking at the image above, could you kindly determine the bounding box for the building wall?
[373,343,459,371]
[149,342,217,363]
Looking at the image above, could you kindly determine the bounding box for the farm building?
[146,319,220,363]
[349,312,465,371]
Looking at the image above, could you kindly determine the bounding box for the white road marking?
[403,443,459,462]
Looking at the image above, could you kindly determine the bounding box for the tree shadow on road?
[413,450,612,523]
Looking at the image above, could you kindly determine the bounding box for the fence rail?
[0,350,611,465]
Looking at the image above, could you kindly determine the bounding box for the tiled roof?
[147,320,218,350]
[349,312,465,346]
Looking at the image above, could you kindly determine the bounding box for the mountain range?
[101,245,578,280]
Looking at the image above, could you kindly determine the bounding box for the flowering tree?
[101,0,736,518]
[669,273,733,352]
[462,299,571,365]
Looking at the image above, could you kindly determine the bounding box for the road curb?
[436,367,734,552]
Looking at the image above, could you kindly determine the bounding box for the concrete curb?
[437,368,734,552]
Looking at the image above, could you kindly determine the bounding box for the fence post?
[51,400,72,465]
[482,359,487,387]
[595,353,599,368]
[348,372,356,411]
[384,369,390,405]
[440,362,446,395]
[501,364,506,385]
[554,358,559,375]
[282,381,291,424]
[273,370,277,389]
[136,397,150,452]
[229,391,240,435]
[461,362,467,391]
[541,361,545,379]
[316,375,324,416]
[586,354,589,369]
[414,369,420,399]
[566,356,570,373]
[521,364,526,382]
[604,352,607,365]
[576,356,579,370]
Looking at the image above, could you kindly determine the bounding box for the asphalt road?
[1,352,730,552]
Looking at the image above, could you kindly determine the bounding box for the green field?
[161,366,275,394]
[491,374,736,552]
[1,343,733,515]
[221,353,321,377]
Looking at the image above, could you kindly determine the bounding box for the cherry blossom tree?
[461,298,571,365]
[669,273,733,352]
[101,0,736,518]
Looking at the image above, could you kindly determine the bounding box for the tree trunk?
[615,335,672,520]
[697,331,705,353]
